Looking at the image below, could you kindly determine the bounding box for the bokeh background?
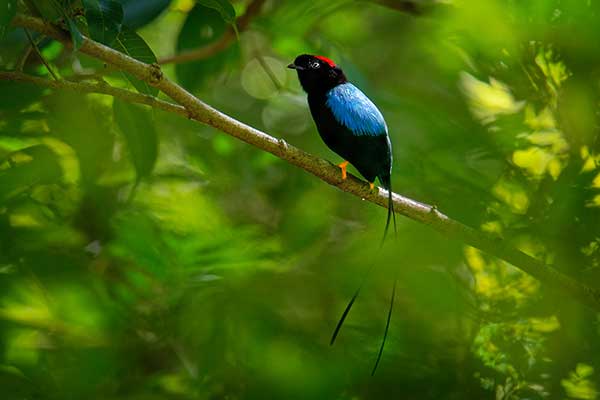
[2,0,600,398]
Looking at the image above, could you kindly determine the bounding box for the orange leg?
[369,182,375,190]
[337,161,349,180]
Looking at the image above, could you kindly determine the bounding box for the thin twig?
[10,13,600,312]
[159,0,266,65]
[18,29,61,72]
[0,71,187,117]
[17,44,33,71]
[24,28,59,80]
[255,53,283,90]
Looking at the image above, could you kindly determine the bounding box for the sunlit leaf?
[576,364,595,379]
[529,316,560,333]
[460,72,525,124]
[524,105,555,130]
[535,48,570,91]
[562,363,597,400]
[4,329,41,366]
[512,146,564,179]
[0,145,62,204]
[492,178,530,214]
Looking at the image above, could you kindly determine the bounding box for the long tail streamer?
[371,278,397,375]
[381,181,397,245]
[330,179,397,375]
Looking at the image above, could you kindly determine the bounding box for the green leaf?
[0,81,43,111]
[82,0,124,46]
[29,1,84,49]
[175,5,240,92]
[0,0,17,39]
[27,0,62,20]
[112,99,158,181]
[45,91,115,184]
[112,26,159,96]
[117,0,171,30]
[197,0,236,23]
[66,17,84,50]
[0,145,62,204]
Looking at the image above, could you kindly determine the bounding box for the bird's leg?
[337,161,349,180]
[369,182,375,191]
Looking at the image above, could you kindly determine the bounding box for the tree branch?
[158,0,266,65]
[24,29,59,80]
[10,14,600,311]
[0,71,188,117]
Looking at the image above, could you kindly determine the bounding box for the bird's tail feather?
[371,278,397,376]
[330,262,374,346]
[371,173,396,375]
[380,174,397,246]
[330,174,397,375]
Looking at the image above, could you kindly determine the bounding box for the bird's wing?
[325,83,388,136]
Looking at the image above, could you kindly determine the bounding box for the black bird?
[288,54,397,374]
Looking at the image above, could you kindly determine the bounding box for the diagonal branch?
[158,0,266,65]
[24,29,59,80]
[10,13,600,311]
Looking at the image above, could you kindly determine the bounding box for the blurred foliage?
[2,0,600,398]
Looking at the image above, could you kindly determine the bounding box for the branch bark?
[158,0,266,65]
[9,14,600,311]
[0,71,187,117]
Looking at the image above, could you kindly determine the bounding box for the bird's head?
[288,54,347,94]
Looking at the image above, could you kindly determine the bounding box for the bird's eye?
[310,61,320,69]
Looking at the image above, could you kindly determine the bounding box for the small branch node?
[278,138,288,150]
[186,108,194,120]
[149,63,163,84]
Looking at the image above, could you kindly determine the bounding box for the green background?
[1,0,600,398]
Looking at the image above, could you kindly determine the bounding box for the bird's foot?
[369,182,375,192]
[337,161,349,180]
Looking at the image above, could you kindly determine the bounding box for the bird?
[288,54,397,375]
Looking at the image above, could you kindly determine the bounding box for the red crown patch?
[315,55,336,67]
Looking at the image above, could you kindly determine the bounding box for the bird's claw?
[337,161,349,180]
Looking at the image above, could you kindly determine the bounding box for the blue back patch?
[325,83,387,136]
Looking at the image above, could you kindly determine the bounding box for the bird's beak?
[287,63,304,70]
